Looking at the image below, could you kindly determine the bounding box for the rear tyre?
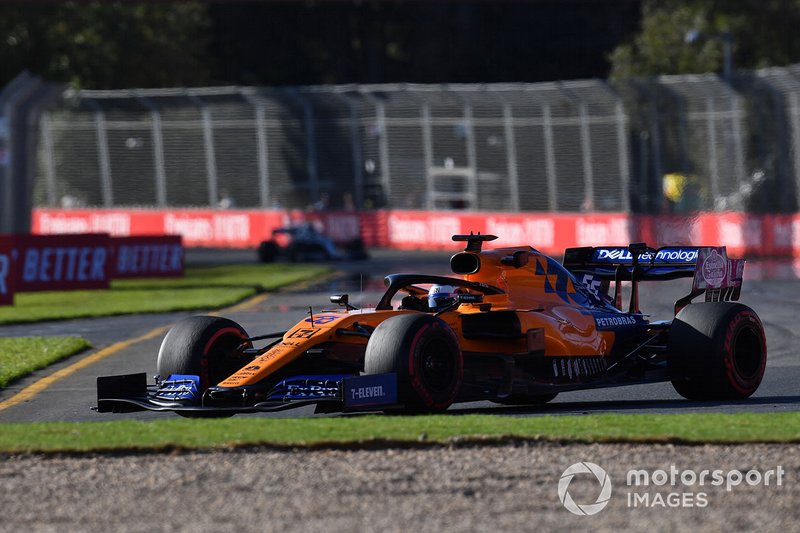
[668,302,766,400]
[157,316,252,391]
[364,314,463,411]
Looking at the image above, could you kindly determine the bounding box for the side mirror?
[330,294,356,310]
[500,250,529,268]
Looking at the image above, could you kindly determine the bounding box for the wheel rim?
[205,329,249,384]
[732,326,763,380]
[418,338,455,393]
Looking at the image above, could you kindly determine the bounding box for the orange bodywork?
[218,245,616,388]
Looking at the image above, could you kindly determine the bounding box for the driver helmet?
[427,284,462,311]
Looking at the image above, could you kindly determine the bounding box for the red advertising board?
[31,208,361,248]
[14,233,111,292]
[31,208,800,258]
[109,236,184,279]
[0,235,15,305]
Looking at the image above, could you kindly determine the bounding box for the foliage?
[0,2,213,89]
[610,0,800,79]
[1,2,637,89]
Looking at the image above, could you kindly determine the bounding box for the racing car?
[96,233,767,416]
[257,223,368,262]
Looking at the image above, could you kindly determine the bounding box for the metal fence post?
[242,90,270,208]
[615,100,631,212]
[188,93,219,207]
[502,103,520,211]
[201,107,218,207]
[150,109,167,207]
[542,102,558,211]
[705,96,721,203]
[348,97,364,209]
[677,96,690,174]
[463,102,478,209]
[730,92,747,186]
[375,100,391,206]
[87,101,114,207]
[648,94,664,186]
[134,94,167,207]
[254,104,270,208]
[790,92,800,212]
[578,102,595,210]
[40,111,57,206]
[302,98,319,204]
[421,101,434,209]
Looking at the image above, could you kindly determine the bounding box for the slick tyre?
[668,302,766,400]
[364,314,463,411]
[157,316,252,391]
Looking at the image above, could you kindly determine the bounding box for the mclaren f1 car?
[96,233,766,416]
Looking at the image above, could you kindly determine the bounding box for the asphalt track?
[0,248,798,423]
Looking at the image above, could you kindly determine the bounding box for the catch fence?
[34,66,800,214]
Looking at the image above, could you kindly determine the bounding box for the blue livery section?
[534,254,616,310]
[155,374,200,402]
[562,245,707,283]
[266,374,349,401]
[343,373,398,408]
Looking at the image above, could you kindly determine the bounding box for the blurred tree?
[0,2,212,89]
[609,0,800,79]
[1,1,640,89]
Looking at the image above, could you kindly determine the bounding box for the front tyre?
[668,302,767,400]
[364,314,463,411]
[157,316,252,391]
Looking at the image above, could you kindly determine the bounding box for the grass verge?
[0,412,798,454]
[0,337,91,388]
[0,264,330,325]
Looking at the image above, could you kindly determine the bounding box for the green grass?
[0,337,91,387]
[0,412,798,453]
[0,264,330,325]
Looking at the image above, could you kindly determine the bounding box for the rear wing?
[563,243,745,314]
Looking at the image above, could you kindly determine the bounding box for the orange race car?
[96,233,767,416]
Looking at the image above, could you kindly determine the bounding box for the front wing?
[95,372,399,415]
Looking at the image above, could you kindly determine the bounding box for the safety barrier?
[32,208,800,260]
[0,233,183,306]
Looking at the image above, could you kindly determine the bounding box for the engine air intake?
[450,252,481,275]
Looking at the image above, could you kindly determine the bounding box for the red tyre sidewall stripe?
[201,327,245,387]
[407,322,463,409]
[723,311,766,395]
[407,323,432,405]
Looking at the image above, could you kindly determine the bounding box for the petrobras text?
[594,314,643,329]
